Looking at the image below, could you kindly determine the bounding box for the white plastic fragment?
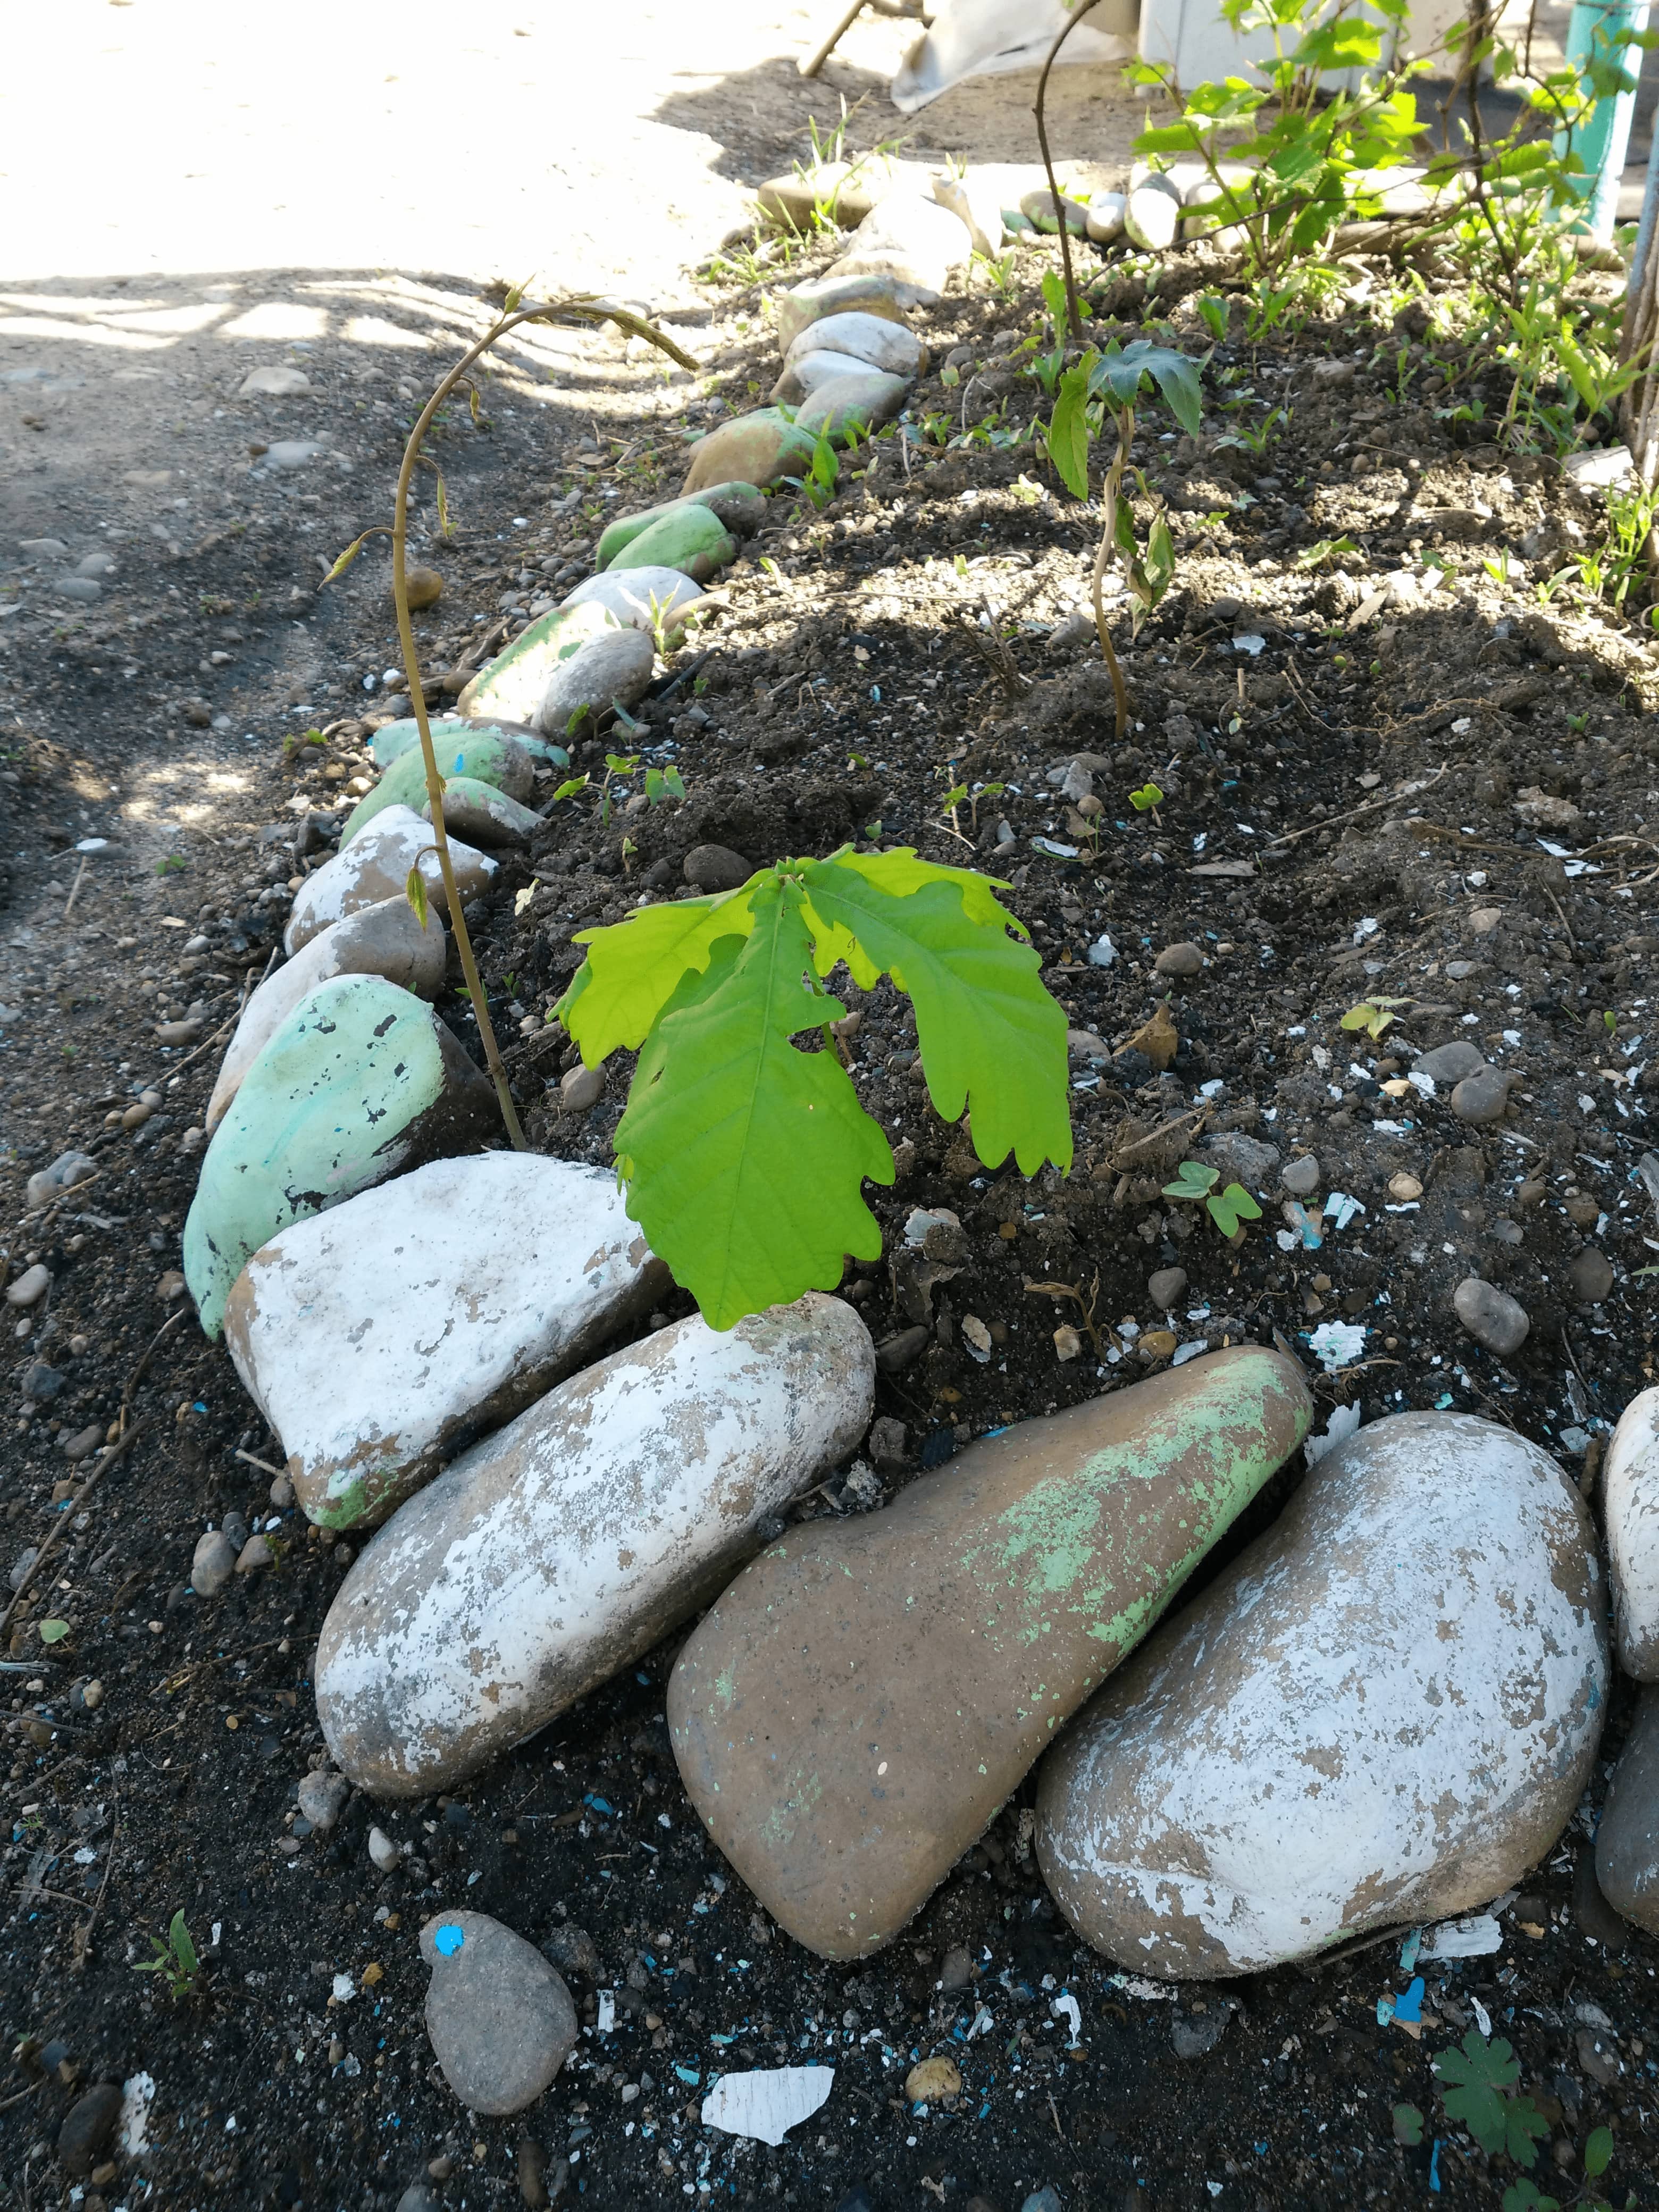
[597,1990,616,2033]
[1052,1991,1083,2043]
[1419,1913,1503,1960]
[120,2071,157,2155]
[1308,1320,1366,1371]
[1087,933,1117,968]
[1305,1401,1361,1466]
[700,2065,834,2146]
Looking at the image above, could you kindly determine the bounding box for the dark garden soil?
[2,225,1658,2212]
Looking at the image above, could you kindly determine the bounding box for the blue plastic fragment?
[584,1794,615,1815]
[1429,2139,1442,2192]
[1399,1928,1422,1974]
[1395,1976,1425,2022]
[433,1924,465,1957]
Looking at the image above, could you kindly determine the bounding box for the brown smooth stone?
[667,1347,1311,1959]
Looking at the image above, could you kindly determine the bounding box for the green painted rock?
[342,730,535,844]
[682,409,818,495]
[667,1347,1311,1959]
[183,974,498,1338]
[368,717,565,771]
[456,601,617,724]
[775,272,911,353]
[796,371,909,447]
[1020,187,1088,236]
[597,483,765,570]
[420,776,541,848]
[608,502,736,583]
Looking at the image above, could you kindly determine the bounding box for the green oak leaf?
[799,852,1070,1177]
[556,888,758,1061]
[611,879,893,1329]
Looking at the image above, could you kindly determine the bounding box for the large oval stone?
[536,627,654,738]
[796,371,910,446]
[606,502,735,583]
[596,483,764,569]
[783,311,923,380]
[1035,1411,1607,1978]
[183,975,497,1337]
[207,893,446,1134]
[283,805,495,958]
[682,409,818,495]
[562,567,709,637]
[419,777,541,849]
[316,1294,875,1796]
[775,271,910,352]
[223,1153,668,1529]
[367,716,563,771]
[341,728,534,844]
[1605,1384,1659,1679]
[455,600,617,724]
[667,1347,1311,1960]
[1595,1683,1659,1933]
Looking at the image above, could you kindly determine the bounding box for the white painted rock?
[315,1294,876,1796]
[783,312,924,381]
[1605,1385,1659,1679]
[561,567,708,636]
[1124,178,1181,252]
[208,894,447,1134]
[537,627,655,740]
[223,1154,669,1530]
[932,171,1008,257]
[1086,190,1126,244]
[1035,1412,1607,1977]
[772,348,892,407]
[283,806,496,958]
[827,194,971,305]
[774,271,910,353]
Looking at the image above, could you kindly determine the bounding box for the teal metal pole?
[1554,0,1651,242]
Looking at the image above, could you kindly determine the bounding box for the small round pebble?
[1450,1067,1512,1126]
[190,1529,238,1598]
[1567,1247,1615,1305]
[236,1532,275,1575]
[1387,1172,1423,1202]
[1280,1154,1320,1198]
[419,1909,577,2115]
[1413,1041,1485,1084]
[1453,1276,1530,1359]
[368,1825,401,1872]
[405,565,443,610]
[1153,942,1204,978]
[5,1262,52,1308]
[1147,1266,1188,1310]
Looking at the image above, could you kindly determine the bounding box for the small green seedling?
[1163,1160,1262,1239]
[154,854,187,877]
[556,849,1071,1329]
[134,1909,200,2001]
[1500,2123,1616,2211]
[1340,996,1410,1041]
[1296,534,1360,568]
[37,1619,70,1645]
[644,765,686,806]
[1435,2032,1549,2168]
[1392,2104,1424,2147]
[1129,782,1165,813]
[1604,1008,1618,1033]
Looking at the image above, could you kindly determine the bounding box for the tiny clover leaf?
[1163,1160,1220,1201]
[558,848,1070,1329]
[1129,782,1165,812]
[1207,1183,1262,1238]
[1435,2031,1522,2157]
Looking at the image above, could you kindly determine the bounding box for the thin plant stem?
[1033,0,1101,340]
[1091,400,1134,738]
[388,295,697,1150]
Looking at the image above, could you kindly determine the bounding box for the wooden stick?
[800,0,866,77]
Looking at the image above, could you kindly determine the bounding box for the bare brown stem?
[389,295,698,1151]
[1033,0,1102,340]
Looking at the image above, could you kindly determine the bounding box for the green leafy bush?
[556,849,1071,1328]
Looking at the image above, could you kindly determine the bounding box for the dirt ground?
[4,6,1659,2212]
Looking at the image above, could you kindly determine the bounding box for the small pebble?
[5,1263,51,1308]
[1387,1172,1423,1202]
[682,844,751,892]
[1413,1041,1486,1084]
[1453,1277,1530,1359]
[516,2135,548,2208]
[1450,1067,1512,1126]
[559,1062,606,1113]
[190,1529,238,1598]
[368,1825,401,1872]
[235,1533,274,1574]
[904,2054,961,2104]
[419,1909,577,2115]
[1171,2008,1231,2058]
[405,566,443,610]
[1566,1247,1615,1305]
[1147,1266,1188,1310]
[270,1473,295,1509]
[24,1150,97,1211]
[1153,942,1203,978]
[55,2081,123,2176]
[1280,1154,1320,1198]
[297,1769,351,1832]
